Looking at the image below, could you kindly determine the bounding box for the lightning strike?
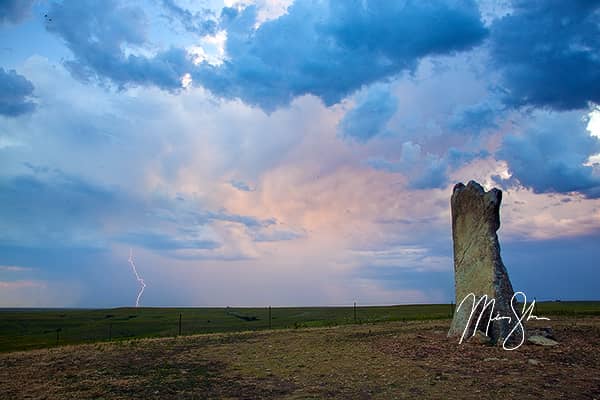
[128,248,146,307]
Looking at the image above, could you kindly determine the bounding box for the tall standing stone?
[448,181,518,343]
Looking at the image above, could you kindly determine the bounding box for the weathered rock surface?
[468,330,492,345]
[447,180,519,343]
[528,327,556,340]
[528,335,559,346]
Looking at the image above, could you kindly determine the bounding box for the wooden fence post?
[268,306,272,329]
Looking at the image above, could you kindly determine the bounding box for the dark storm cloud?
[0,0,34,25]
[0,172,121,249]
[118,231,220,251]
[230,179,254,192]
[0,68,35,116]
[160,0,219,36]
[251,227,305,242]
[338,85,398,142]
[46,0,193,90]
[194,0,488,111]
[368,142,488,190]
[38,0,600,115]
[489,0,600,110]
[204,211,276,228]
[448,100,502,134]
[504,231,600,301]
[0,168,280,255]
[357,266,453,297]
[495,111,600,198]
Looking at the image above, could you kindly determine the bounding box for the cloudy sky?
[1,0,599,307]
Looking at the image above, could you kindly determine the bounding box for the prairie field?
[1,303,599,399]
[1,301,598,353]
[0,304,457,353]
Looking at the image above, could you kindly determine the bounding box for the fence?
[1,303,457,352]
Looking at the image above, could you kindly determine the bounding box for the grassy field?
[1,301,599,353]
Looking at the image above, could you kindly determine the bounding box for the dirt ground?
[1,316,599,399]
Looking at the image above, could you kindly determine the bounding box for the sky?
[0,0,599,307]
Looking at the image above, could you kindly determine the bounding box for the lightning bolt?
[128,248,146,307]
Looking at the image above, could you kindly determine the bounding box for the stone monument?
[448,180,518,343]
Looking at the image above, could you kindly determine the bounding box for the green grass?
[1,301,598,353]
[533,300,600,316]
